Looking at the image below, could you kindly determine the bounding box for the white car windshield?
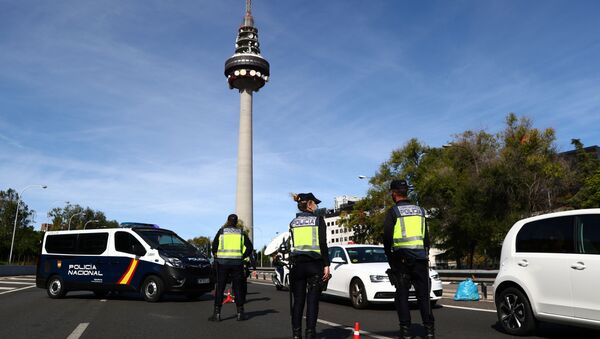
[346,247,387,263]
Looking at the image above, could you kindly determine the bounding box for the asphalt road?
[1,276,599,339]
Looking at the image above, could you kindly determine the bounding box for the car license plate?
[197,278,210,284]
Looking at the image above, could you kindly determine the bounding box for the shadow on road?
[491,320,600,338]
[318,326,352,338]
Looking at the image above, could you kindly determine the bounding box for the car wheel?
[350,279,369,309]
[496,287,536,335]
[141,275,164,302]
[47,275,66,299]
[93,290,109,298]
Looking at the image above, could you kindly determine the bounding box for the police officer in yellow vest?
[208,214,253,322]
[383,180,434,339]
[289,193,330,339]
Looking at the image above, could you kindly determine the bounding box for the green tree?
[0,189,38,263]
[188,236,212,257]
[568,139,600,208]
[343,113,571,269]
[47,203,119,230]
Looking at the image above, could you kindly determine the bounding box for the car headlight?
[430,273,439,280]
[370,275,390,283]
[161,255,184,268]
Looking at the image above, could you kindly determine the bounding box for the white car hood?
[347,262,438,277]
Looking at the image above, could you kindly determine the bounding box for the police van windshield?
[134,229,196,252]
[346,247,387,263]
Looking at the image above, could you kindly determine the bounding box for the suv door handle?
[517,259,528,267]
[571,262,586,270]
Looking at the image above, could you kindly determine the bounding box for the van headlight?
[161,255,184,268]
[370,275,390,283]
[430,273,440,281]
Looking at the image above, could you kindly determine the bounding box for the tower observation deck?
[224,0,270,92]
[224,0,269,243]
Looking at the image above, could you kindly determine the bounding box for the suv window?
[77,233,108,255]
[516,216,575,253]
[578,214,600,254]
[115,231,145,255]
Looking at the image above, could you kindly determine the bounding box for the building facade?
[324,195,360,245]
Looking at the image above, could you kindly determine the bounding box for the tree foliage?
[188,236,212,257]
[343,113,591,269]
[47,203,119,230]
[0,189,38,263]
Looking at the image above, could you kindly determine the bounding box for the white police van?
[36,223,213,302]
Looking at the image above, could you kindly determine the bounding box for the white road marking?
[0,287,13,290]
[441,304,497,313]
[316,318,393,339]
[66,323,89,339]
[0,281,35,285]
[248,280,273,286]
[0,285,36,295]
[3,276,35,280]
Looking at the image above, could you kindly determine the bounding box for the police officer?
[208,214,253,322]
[288,193,330,339]
[383,180,435,339]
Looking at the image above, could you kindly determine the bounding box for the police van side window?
[46,234,77,254]
[115,232,144,255]
[578,214,600,254]
[516,216,575,253]
[77,233,108,255]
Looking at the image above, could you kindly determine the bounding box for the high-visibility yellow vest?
[216,227,244,259]
[290,214,321,258]
[392,205,426,250]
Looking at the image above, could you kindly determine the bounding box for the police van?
[36,223,213,302]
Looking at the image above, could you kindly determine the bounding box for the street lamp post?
[68,212,85,231]
[9,184,47,264]
[83,220,99,229]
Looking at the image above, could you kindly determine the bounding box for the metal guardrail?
[0,265,36,277]
[251,267,499,283]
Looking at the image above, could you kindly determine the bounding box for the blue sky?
[1,0,599,249]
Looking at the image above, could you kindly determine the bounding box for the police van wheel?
[350,279,369,309]
[142,276,164,302]
[47,275,66,299]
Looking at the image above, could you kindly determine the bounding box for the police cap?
[298,193,321,205]
[390,179,409,191]
[226,214,238,226]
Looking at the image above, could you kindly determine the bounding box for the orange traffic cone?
[353,322,360,338]
[222,289,235,304]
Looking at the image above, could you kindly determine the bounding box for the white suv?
[494,209,600,335]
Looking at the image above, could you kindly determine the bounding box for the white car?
[494,209,600,335]
[324,244,443,309]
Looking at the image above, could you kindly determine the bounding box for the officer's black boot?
[236,306,247,321]
[305,328,316,339]
[424,323,435,339]
[292,328,302,339]
[207,306,221,322]
[399,324,411,339]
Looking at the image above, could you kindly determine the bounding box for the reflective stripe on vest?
[290,215,321,257]
[392,205,425,250]
[216,227,244,259]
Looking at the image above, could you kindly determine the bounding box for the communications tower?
[224,0,270,242]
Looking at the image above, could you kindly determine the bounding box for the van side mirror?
[131,244,146,257]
